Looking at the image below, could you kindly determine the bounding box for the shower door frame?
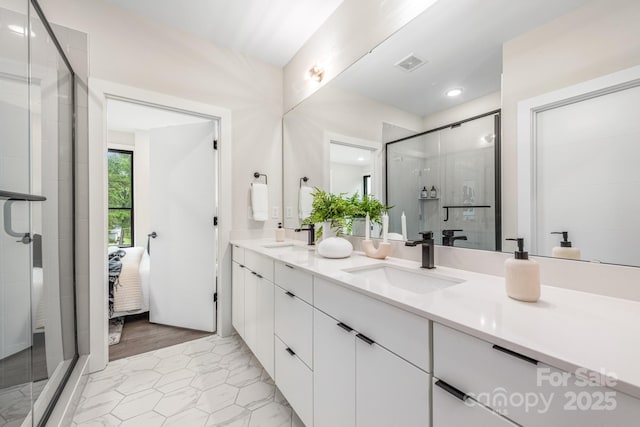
[384,109,502,251]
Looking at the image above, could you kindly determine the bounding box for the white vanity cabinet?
[433,323,640,427]
[313,280,431,427]
[231,247,274,377]
[432,377,519,427]
[273,262,314,426]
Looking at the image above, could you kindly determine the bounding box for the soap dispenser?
[421,186,428,198]
[504,238,540,302]
[551,231,581,260]
[430,185,437,198]
[275,222,285,242]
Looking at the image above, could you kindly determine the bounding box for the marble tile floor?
[0,380,46,426]
[72,334,304,426]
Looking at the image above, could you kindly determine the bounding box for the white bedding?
[110,247,151,318]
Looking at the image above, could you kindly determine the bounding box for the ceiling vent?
[394,53,426,72]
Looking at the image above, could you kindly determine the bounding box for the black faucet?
[442,229,467,247]
[294,224,315,246]
[405,231,435,269]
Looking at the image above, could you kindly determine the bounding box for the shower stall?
[386,111,501,251]
[1,0,78,425]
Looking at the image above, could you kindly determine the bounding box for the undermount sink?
[343,264,464,294]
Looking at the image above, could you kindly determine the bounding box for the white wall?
[284,0,439,111]
[501,0,640,249]
[283,85,422,227]
[40,0,284,235]
[330,162,368,195]
[422,91,501,130]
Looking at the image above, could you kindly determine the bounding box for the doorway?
[106,98,219,360]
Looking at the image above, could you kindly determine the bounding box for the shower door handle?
[1,190,47,244]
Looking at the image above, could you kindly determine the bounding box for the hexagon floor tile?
[73,334,303,426]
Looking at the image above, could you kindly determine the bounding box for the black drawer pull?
[285,291,295,298]
[435,380,468,402]
[492,345,538,365]
[356,333,375,345]
[286,347,296,356]
[256,274,263,279]
[285,264,295,269]
[337,322,353,333]
[251,271,257,275]
[239,264,245,268]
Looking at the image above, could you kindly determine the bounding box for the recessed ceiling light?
[446,88,463,97]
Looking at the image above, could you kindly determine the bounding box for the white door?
[149,121,217,332]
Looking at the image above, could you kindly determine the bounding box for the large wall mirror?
[282,0,640,267]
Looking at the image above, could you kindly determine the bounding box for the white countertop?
[230,238,640,400]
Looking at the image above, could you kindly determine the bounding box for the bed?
[109,246,151,319]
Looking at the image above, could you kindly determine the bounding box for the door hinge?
[213,292,218,303]
[213,216,218,226]
[213,139,218,150]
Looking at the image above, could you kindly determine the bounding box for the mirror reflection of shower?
[386,112,501,251]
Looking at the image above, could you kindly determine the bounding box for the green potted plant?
[347,193,393,237]
[302,188,356,239]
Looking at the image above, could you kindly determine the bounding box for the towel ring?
[299,177,309,188]
[253,172,268,184]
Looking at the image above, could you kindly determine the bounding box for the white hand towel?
[299,186,314,220]
[251,183,269,221]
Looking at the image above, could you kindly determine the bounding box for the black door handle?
[286,347,296,356]
[337,322,353,333]
[435,380,468,402]
[492,345,538,365]
[356,333,375,345]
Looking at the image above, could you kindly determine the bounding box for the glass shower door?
[0,1,36,425]
[1,1,77,425]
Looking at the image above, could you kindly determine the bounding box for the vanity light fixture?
[308,64,325,82]
[446,88,463,97]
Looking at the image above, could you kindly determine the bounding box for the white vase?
[317,220,353,259]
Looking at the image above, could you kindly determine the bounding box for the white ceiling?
[330,143,373,166]
[106,99,211,132]
[104,0,344,67]
[334,0,590,116]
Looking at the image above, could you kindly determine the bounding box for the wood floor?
[109,313,214,361]
[0,332,48,390]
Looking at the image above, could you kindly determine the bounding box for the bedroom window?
[108,149,134,247]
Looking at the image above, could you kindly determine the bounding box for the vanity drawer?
[232,244,244,264]
[432,377,518,427]
[314,276,430,372]
[244,249,274,282]
[274,285,313,368]
[274,261,313,304]
[275,336,313,427]
[433,323,640,427]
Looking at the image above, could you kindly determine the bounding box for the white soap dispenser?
[504,238,540,302]
[551,231,581,260]
[275,222,285,242]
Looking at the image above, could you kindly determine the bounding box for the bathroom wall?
[39,0,284,235]
[107,130,151,248]
[283,84,422,228]
[501,0,640,248]
[422,91,501,130]
[284,0,439,111]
